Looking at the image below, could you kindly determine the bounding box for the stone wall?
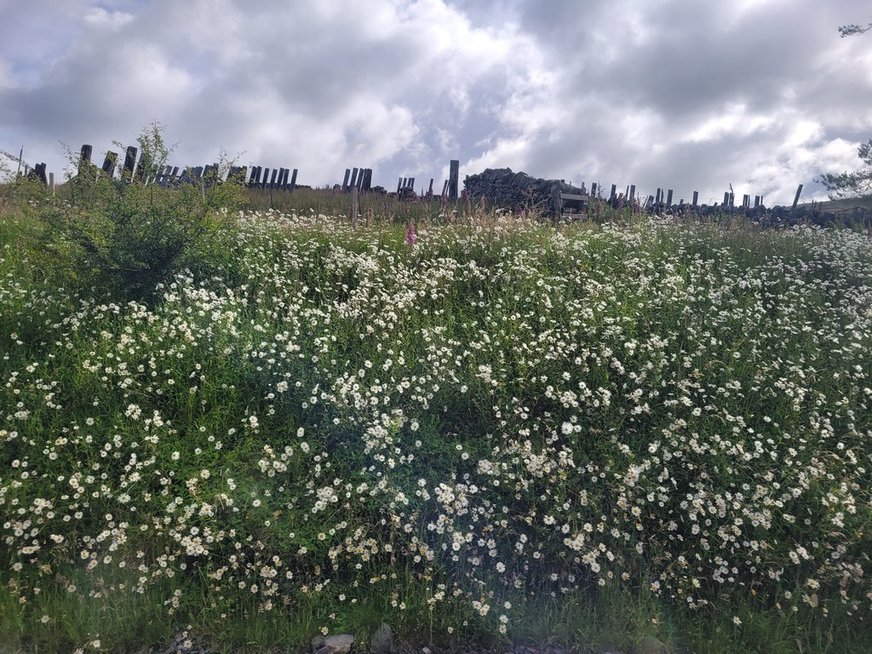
[463,168,586,214]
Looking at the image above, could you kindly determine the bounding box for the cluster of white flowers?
[1,213,870,639]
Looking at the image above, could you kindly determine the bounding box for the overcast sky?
[1,0,870,204]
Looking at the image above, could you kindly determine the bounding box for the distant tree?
[839,22,871,37]
[816,139,872,199]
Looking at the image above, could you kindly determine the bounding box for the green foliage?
[838,22,872,37]
[816,138,872,200]
[37,123,243,302]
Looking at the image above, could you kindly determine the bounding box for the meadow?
[0,178,870,654]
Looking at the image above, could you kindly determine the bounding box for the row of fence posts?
[74,144,301,193]
[19,145,809,217]
[346,159,461,225]
[584,181,804,211]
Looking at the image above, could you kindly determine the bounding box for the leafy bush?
[37,123,243,302]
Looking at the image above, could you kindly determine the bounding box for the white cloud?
[83,7,134,29]
[0,0,869,203]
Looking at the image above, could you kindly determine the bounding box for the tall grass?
[0,191,870,653]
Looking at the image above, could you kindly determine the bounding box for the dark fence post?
[101,151,118,178]
[448,159,459,200]
[122,146,137,182]
[666,189,673,206]
[290,169,298,191]
[351,185,359,227]
[610,184,617,201]
[350,167,359,189]
[629,185,635,204]
[792,184,803,209]
[692,191,699,207]
[79,144,93,178]
[34,163,48,186]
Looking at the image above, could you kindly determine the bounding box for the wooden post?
[356,169,365,190]
[290,169,298,191]
[692,191,699,207]
[363,169,371,191]
[655,188,662,204]
[754,195,761,208]
[350,167,359,189]
[79,144,93,178]
[34,163,47,185]
[629,185,635,203]
[351,185,359,227]
[729,192,735,208]
[409,176,415,191]
[591,182,597,197]
[270,168,278,188]
[342,169,351,191]
[723,192,730,207]
[666,189,673,206]
[441,179,449,197]
[260,167,269,189]
[428,178,434,195]
[122,146,137,182]
[101,151,118,178]
[397,177,403,194]
[792,184,803,209]
[743,194,750,208]
[448,159,459,200]
[610,184,617,200]
[49,172,55,194]
[551,185,562,219]
[134,151,150,183]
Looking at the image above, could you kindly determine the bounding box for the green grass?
[0,185,871,653]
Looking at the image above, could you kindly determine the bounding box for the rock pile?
[463,168,586,214]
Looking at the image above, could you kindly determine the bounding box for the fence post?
[666,189,673,207]
[101,151,117,178]
[122,146,137,182]
[610,184,617,201]
[692,191,698,207]
[290,169,298,191]
[792,184,803,209]
[79,144,93,179]
[629,185,635,204]
[49,172,55,194]
[551,185,562,219]
[449,160,459,200]
[351,185,359,228]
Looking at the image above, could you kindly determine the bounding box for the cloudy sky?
[1,0,870,204]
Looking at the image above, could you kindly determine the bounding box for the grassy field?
[0,180,871,653]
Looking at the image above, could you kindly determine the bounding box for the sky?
[1,0,870,205]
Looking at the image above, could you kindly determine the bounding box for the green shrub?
[37,123,243,303]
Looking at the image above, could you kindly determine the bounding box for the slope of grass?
[0,195,870,653]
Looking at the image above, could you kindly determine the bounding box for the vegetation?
[816,138,872,201]
[0,172,871,653]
